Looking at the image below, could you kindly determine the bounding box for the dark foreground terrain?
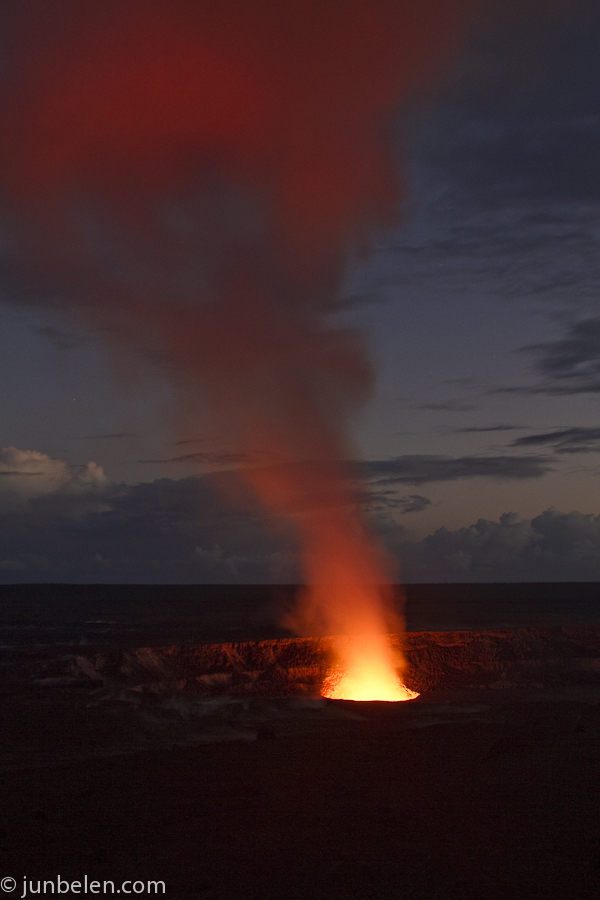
[2,685,600,899]
[2,582,600,646]
[1,585,599,898]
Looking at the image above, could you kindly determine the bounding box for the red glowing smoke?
[2,1,478,666]
[5,1,476,243]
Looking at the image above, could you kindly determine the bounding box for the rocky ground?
[2,628,599,898]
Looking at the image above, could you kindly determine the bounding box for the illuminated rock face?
[68,626,600,697]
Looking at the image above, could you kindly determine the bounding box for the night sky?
[1,1,600,583]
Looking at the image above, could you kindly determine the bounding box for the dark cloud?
[173,438,220,447]
[519,317,600,394]
[352,6,600,317]
[4,471,598,583]
[0,471,295,584]
[416,401,477,412]
[0,442,555,583]
[396,509,600,582]
[362,454,551,486]
[138,451,249,467]
[363,490,432,515]
[512,426,600,454]
[454,424,525,434]
[439,8,600,210]
[78,433,137,441]
[396,494,432,514]
[414,5,600,222]
[141,451,552,486]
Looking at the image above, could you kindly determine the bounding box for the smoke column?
[2,0,478,695]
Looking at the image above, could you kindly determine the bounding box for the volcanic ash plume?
[2,0,476,698]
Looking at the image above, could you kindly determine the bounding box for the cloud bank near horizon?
[0,446,596,584]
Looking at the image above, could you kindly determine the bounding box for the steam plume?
[2,1,478,680]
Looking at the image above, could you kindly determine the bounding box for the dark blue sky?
[1,1,600,582]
